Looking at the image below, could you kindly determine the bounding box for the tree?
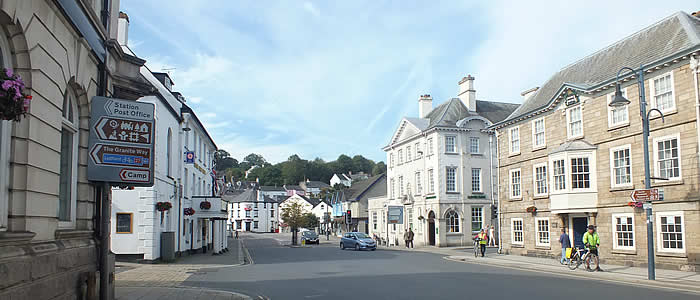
[372,161,387,175]
[352,155,373,174]
[281,202,306,245]
[334,154,353,174]
[301,213,320,229]
[213,149,238,172]
[243,153,267,167]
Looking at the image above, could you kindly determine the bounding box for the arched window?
[166,128,172,177]
[58,90,79,227]
[0,29,12,230]
[447,211,460,233]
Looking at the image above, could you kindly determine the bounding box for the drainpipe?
[494,130,503,254]
[691,55,700,170]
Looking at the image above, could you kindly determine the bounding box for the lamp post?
[609,65,664,280]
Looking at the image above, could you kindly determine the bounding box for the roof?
[502,11,700,124]
[344,174,387,202]
[284,185,302,191]
[333,174,351,181]
[222,189,256,203]
[259,186,286,192]
[305,181,331,189]
[346,173,369,181]
[408,98,519,133]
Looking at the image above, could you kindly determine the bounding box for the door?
[245,221,251,231]
[572,217,588,248]
[189,221,194,251]
[428,211,436,246]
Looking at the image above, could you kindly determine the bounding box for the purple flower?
[2,80,12,91]
[5,68,13,78]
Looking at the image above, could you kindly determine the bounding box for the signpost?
[387,206,403,224]
[630,189,659,202]
[87,96,155,186]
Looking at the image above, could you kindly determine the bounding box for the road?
[181,233,697,300]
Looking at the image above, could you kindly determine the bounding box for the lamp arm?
[647,108,665,123]
[615,67,638,83]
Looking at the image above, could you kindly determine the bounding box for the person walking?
[582,225,603,271]
[559,228,571,264]
[475,229,488,257]
[488,225,496,247]
[407,228,414,249]
[403,229,410,248]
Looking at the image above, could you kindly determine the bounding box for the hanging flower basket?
[184,208,195,216]
[200,201,211,210]
[417,215,425,221]
[156,202,172,212]
[526,206,537,214]
[0,68,31,121]
[627,201,643,209]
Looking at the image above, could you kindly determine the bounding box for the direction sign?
[88,96,155,186]
[630,189,659,202]
[387,206,403,224]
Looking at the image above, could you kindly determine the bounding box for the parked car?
[301,230,319,244]
[340,232,376,251]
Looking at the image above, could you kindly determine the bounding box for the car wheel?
[355,244,360,251]
[371,248,376,251]
[340,242,344,249]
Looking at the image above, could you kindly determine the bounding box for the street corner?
[116,286,254,300]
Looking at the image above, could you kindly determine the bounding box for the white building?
[300,180,331,197]
[311,198,333,232]
[330,174,352,187]
[226,188,280,233]
[377,76,519,247]
[278,194,315,231]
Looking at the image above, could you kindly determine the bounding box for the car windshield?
[303,231,317,236]
[354,233,370,239]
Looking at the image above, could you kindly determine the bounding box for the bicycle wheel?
[474,244,479,258]
[585,253,599,272]
[567,254,580,270]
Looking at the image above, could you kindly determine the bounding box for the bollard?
[301,239,306,246]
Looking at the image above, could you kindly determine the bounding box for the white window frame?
[415,142,421,159]
[399,176,404,196]
[531,118,546,149]
[407,208,413,230]
[551,159,566,191]
[509,169,522,199]
[59,90,79,228]
[471,168,481,193]
[471,206,483,232]
[567,105,583,139]
[612,213,635,251]
[610,144,633,188]
[656,211,685,253]
[532,163,548,197]
[535,217,550,247]
[445,136,457,154]
[509,126,520,155]
[398,149,403,165]
[446,167,457,193]
[511,218,524,245]
[649,71,676,114]
[469,137,480,154]
[607,87,629,128]
[389,178,394,199]
[428,138,434,156]
[0,34,12,230]
[415,171,422,195]
[389,153,394,168]
[652,133,682,182]
[570,156,591,190]
[428,169,435,194]
[407,146,412,161]
[446,210,460,233]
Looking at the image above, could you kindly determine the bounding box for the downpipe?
[691,55,700,170]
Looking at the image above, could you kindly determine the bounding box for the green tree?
[372,161,387,175]
[281,202,306,245]
[213,149,238,172]
[243,153,267,167]
[334,154,353,174]
[302,213,320,229]
[352,155,373,173]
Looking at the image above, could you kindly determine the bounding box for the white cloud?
[303,2,320,17]
[188,97,203,104]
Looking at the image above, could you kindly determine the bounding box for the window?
[608,88,629,127]
[59,90,79,227]
[552,159,566,191]
[254,221,259,229]
[428,169,434,193]
[407,208,413,230]
[570,157,590,189]
[245,210,251,218]
[509,127,520,154]
[447,211,459,233]
[116,213,133,233]
[532,118,546,148]
[654,134,681,181]
[567,106,583,138]
[509,169,521,199]
[428,138,434,155]
[166,128,173,177]
[415,142,421,159]
[415,172,422,195]
[254,209,259,217]
[399,176,404,196]
[651,72,675,113]
[471,168,481,193]
[512,218,524,245]
[446,167,457,192]
[398,149,403,164]
[445,136,456,153]
[612,214,634,250]
[610,145,632,187]
[470,137,480,153]
[390,178,395,198]
[0,117,8,230]
[407,146,412,161]
[535,218,550,246]
[390,153,394,168]
[657,212,684,253]
[533,164,547,196]
[237,209,241,218]
[471,207,482,232]
[373,212,377,230]
[270,209,274,218]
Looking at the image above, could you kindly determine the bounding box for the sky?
[121,0,698,163]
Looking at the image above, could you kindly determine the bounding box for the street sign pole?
[99,181,111,300]
[638,69,656,281]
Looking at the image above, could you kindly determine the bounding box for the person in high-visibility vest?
[582,225,602,271]
[475,229,488,257]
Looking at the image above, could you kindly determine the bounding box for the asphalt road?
[181,233,697,300]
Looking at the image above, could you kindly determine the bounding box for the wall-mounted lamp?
[182,127,191,132]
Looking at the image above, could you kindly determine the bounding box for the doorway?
[571,217,588,248]
[428,211,436,246]
[245,221,251,231]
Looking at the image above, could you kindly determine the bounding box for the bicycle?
[567,246,598,272]
[473,238,482,258]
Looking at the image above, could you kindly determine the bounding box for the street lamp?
[609,66,664,280]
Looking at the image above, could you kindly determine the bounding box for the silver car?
[340,232,376,251]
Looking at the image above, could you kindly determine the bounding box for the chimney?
[520,87,540,101]
[418,94,433,118]
[692,11,700,18]
[458,75,476,111]
[117,11,129,46]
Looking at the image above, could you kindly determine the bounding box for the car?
[300,230,319,244]
[340,232,376,251]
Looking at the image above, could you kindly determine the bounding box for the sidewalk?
[382,244,700,293]
[116,287,252,300]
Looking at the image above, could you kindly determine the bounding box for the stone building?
[491,11,700,271]
[0,0,148,298]
[381,77,518,247]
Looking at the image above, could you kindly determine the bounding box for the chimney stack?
[117,11,129,46]
[418,94,433,118]
[458,75,476,111]
[520,87,540,101]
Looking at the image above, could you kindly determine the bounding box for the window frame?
[511,218,524,245]
[531,118,546,149]
[532,163,548,197]
[652,133,682,182]
[116,212,134,234]
[58,90,79,228]
[445,166,457,193]
[612,213,635,251]
[656,211,685,253]
[551,159,566,191]
[649,71,676,114]
[407,145,412,161]
[428,138,434,156]
[415,142,421,159]
[610,144,633,188]
[607,87,629,128]
[389,153,394,168]
[445,135,457,154]
[399,176,404,196]
[446,210,460,233]
[471,168,482,193]
[471,206,483,232]
[566,105,584,139]
[509,126,520,155]
[0,34,12,231]
[535,217,550,247]
[469,137,480,154]
[390,178,395,199]
[570,156,591,190]
[415,171,422,195]
[509,169,522,200]
[428,169,435,194]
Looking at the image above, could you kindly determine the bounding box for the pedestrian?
[234,230,239,239]
[559,228,571,264]
[326,229,330,241]
[488,225,496,247]
[475,229,487,257]
[407,228,414,249]
[403,229,410,248]
[582,225,603,271]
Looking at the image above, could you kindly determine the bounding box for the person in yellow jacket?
[475,229,488,257]
[582,225,602,271]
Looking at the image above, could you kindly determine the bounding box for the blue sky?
[121,0,697,163]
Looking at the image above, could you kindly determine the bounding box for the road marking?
[241,239,255,265]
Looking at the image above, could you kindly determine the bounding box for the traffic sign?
[87,96,155,186]
[630,189,659,202]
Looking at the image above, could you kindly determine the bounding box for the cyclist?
[582,225,602,271]
[474,229,488,257]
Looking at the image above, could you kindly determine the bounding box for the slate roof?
[305,181,331,189]
[259,186,285,192]
[222,189,256,203]
[333,174,351,181]
[284,185,302,191]
[404,99,518,133]
[344,174,387,202]
[502,11,700,124]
